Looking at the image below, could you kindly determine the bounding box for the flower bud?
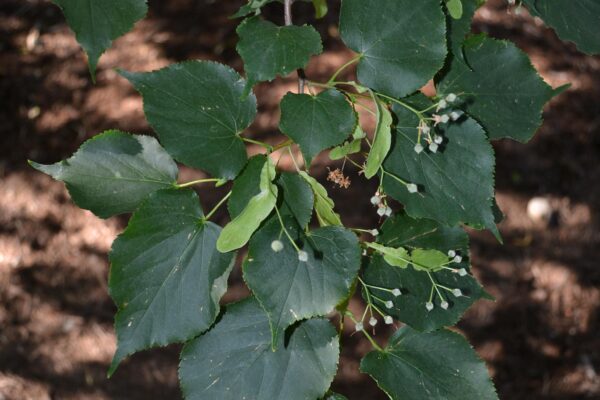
[441,301,449,310]
[453,288,463,297]
[429,143,439,153]
[392,288,401,297]
[384,316,393,325]
[369,317,378,327]
[407,183,418,193]
[355,322,364,332]
[298,250,308,262]
[458,268,468,276]
[385,301,393,309]
[414,143,424,154]
[426,302,434,311]
[271,240,284,252]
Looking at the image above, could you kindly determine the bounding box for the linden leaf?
[30,130,177,218]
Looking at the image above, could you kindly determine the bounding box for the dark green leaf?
[228,155,268,218]
[364,94,393,178]
[30,130,177,218]
[437,36,554,142]
[383,99,498,236]
[523,0,600,55]
[280,89,356,164]
[339,0,447,98]
[244,217,360,346]
[237,17,323,92]
[108,189,235,375]
[120,61,256,180]
[217,159,278,252]
[52,0,147,77]
[323,394,348,400]
[446,0,478,65]
[361,326,498,400]
[362,213,488,332]
[278,172,314,228]
[180,298,339,400]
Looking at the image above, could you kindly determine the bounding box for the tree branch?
[284,0,306,93]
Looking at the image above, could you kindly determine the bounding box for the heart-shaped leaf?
[383,97,498,236]
[340,0,447,98]
[244,216,360,346]
[361,326,499,400]
[237,17,323,92]
[120,61,256,180]
[108,189,235,375]
[179,298,339,400]
[280,89,356,164]
[30,130,178,218]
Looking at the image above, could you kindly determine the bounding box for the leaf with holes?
[179,298,339,400]
[120,61,256,180]
[340,0,446,98]
[361,326,499,400]
[30,130,178,218]
[108,189,235,375]
[244,216,360,347]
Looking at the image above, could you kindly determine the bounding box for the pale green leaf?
[364,94,393,178]
[446,0,463,19]
[30,130,177,218]
[365,243,410,269]
[361,327,498,400]
[411,248,450,272]
[180,298,339,400]
[217,159,278,252]
[329,125,364,160]
[299,171,342,226]
[120,61,256,180]
[108,189,235,375]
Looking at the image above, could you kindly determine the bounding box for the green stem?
[175,178,220,189]
[375,92,424,120]
[242,137,272,150]
[203,191,232,221]
[327,54,362,84]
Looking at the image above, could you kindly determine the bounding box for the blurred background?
[1,0,599,399]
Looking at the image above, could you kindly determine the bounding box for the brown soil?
[1,0,599,399]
